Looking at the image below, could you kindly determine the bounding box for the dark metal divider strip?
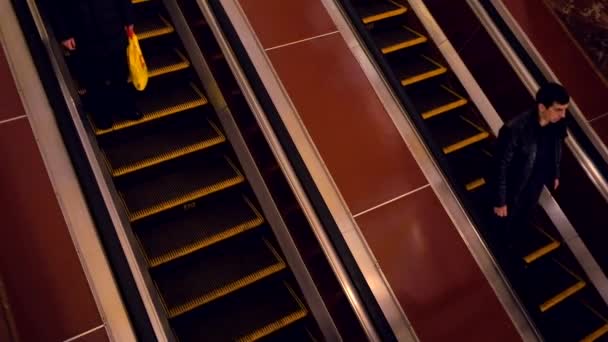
[207,0,397,340]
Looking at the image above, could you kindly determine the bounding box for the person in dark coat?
[50,0,141,129]
[492,82,569,256]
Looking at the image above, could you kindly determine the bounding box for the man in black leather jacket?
[493,82,569,240]
[50,0,141,129]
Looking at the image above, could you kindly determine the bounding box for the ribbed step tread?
[392,54,447,86]
[119,154,243,221]
[102,115,224,177]
[172,280,307,341]
[527,259,586,313]
[371,26,427,54]
[259,322,316,342]
[521,226,560,264]
[145,48,190,78]
[137,15,174,40]
[355,1,407,24]
[94,83,208,135]
[409,84,468,120]
[137,193,263,267]
[155,238,285,318]
[429,114,489,155]
[543,299,608,342]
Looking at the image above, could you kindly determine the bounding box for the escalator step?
[155,238,285,318]
[543,299,608,341]
[144,48,190,79]
[119,154,244,221]
[259,322,316,342]
[408,83,468,119]
[527,258,586,313]
[94,82,208,135]
[355,1,407,24]
[137,193,263,267]
[428,114,489,154]
[101,114,225,177]
[447,147,491,191]
[521,225,560,264]
[172,279,307,341]
[137,15,175,40]
[81,48,187,91]
[371,25,427,54]
[392,54,447,86]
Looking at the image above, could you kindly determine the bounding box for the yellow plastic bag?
[127,34,148,91]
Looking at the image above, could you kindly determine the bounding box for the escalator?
[341,0,608,340]
[61,0,325,340]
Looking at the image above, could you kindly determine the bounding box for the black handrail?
[206,1,398,340]
[478,0,608,183]
[9,1,156,340]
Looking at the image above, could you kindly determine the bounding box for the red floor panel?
[267,34,427,214]
[238,0,336,49]
[356,187,520,341]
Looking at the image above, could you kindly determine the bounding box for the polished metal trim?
[490,0,608,167]
[17,1,173,340]
[323,0,539,340]
[164,1,341,340]
[207,0,393,340]
[469,0,608,307]
[0,2,135,342]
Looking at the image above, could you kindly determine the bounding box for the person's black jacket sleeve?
[494,124,516,207]
[49,0,74,42]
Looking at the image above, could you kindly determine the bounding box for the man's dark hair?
[536,82,570,107]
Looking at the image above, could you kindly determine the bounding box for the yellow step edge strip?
[131,50,190,82]
[149,50,190,78]
[149,216,264,267]
[362,1,407,24]
[582,323,608,342]
[443,131,489,154]
[138,16,174,40]
[524,241,560,264]
[238,309,307,342]
[129,174,245,222]
[111,121,225,177]
[540,259,586,312]
[581,303,608,342]
[466,178,486,191]
[128,159,245,222]
[381,26,427,54]
[524,225,560,264]
[421,87,467,119]
[95,84,208,135]
[540,280,586,312]
[168,262,286,318]
[132,0,148,3]
[169,262,286,318]
[237,282,308,342]
[401,57,447,86]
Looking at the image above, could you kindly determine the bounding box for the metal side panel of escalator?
[336,0,608,341]
[11,0,382,340]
